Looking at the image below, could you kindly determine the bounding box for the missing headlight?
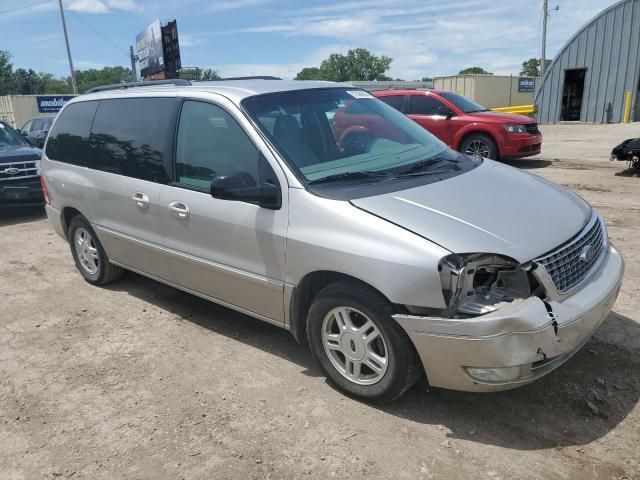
[438,253,533,316]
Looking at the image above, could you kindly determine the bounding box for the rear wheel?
[68,215,124,285]
[307,281,422,402]
[460,133,498,160]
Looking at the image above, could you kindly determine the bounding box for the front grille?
[0,161,40,182]
[525,123,539,135]
[534,215,606,293]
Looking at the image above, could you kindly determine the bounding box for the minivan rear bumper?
[45,204,67,240]
[393,245,624,392]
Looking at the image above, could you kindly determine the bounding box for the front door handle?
[132,192,149,209]
[168,201,190,219]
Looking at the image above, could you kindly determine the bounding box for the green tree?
[295,48,393,82]
[421,76,433,82]
[179,67,221,81]
[294,67,322,80]
[0,51,14,94]
[520,57,551,77]
[458,66,492,75]
[73,66,133,93]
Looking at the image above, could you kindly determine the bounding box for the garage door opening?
[561,69,586,121]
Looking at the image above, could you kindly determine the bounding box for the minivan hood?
[351,160,591,263]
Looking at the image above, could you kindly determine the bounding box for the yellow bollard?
[623,91,632,123]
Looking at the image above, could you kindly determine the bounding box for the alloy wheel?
[321,306,389,385]
[74,228,99,275]
[465,140,491,158]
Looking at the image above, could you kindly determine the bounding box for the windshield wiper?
[396,157,459,177]
[307,170,388,186]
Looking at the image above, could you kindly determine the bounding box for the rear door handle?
[132,192,149,208]
[168,201,190,219]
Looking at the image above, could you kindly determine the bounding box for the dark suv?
[0,121,44,206]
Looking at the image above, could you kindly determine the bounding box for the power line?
[0,0,53,16]
[65,7,129,56]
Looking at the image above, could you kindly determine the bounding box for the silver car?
[41,80,624,401]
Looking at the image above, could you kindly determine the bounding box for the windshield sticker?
[347,90,374,99]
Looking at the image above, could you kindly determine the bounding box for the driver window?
[176,101,261,190]
[21,120,33,133]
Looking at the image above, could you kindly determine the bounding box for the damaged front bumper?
[393,245,624,392]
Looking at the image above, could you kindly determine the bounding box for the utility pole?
[130,46,137,82]
[58,0,78,94]
[540,0,559,78]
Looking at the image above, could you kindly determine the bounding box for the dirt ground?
[1,123,640,480]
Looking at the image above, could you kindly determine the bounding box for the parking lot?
[1,123,639,479]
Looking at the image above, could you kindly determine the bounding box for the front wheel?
[460,133,498,160]
[307,281,422,402]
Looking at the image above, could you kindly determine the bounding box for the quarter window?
[175,100,261,190]
[45,101,99,165]
[408,95,445,115]
[89,98,175,183]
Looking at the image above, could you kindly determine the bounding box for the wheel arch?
[288,270,402,344]
[61,206,85,240]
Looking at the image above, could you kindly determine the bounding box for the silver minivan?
[42,79,624,401]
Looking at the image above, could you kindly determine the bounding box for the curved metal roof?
[535,0,640,123]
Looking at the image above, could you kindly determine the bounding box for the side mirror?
[437,105,455,118]
[210,171,281,210]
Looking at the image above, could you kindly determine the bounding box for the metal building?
[535,0,640,123]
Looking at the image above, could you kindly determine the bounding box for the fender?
[453,123,502,156]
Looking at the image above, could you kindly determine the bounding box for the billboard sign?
[36,95,75,113]
[136,20,164,78]
[518,77,536,93]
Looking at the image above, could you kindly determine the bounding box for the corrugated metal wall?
[346,80,434,91]
[535,0,640,123]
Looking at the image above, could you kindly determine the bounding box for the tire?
[459,133,498,160]
[68,215,124,285]
[306,281,422,402]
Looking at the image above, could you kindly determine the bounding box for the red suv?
[373,89,542,160]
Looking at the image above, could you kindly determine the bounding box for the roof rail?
[85,79,192,94]
[219,76,282,81]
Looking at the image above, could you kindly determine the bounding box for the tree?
[421,76,433,82]
[179,67,221,81]
[520,57,551,77]
[458,66,492,75]
[295,48,392,82]
[73,66,133,93]
[294,67,322,80]
[0,51,14,95]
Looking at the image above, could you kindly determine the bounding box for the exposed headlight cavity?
[438,253,533,316]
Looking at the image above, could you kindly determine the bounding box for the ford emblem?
[3,167,20,175]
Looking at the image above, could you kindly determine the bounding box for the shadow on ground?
[0,205,45,227]
[614,167,640,177]
[502,158,553,169]
[108,271,640,452]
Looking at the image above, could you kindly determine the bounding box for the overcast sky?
[0,0,618,79]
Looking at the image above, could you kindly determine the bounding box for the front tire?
[307,281,422,402]
[460,133,498,160]
[68,215,124,285]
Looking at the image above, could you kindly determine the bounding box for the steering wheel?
[341,131,373,157]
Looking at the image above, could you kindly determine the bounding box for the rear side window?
[89,98,175,183]
[408,95,445,115]
[45,101,98,165]
[378,95,404,112]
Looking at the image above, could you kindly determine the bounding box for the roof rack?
[219,76,282,81]
[85,79,192,94]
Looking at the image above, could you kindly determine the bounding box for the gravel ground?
[1,123,639,480]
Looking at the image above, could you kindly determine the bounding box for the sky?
[0,0,619,80]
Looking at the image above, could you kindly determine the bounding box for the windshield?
[242,88,457,185]
[439,91,489,113]
[0,122,27,149]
